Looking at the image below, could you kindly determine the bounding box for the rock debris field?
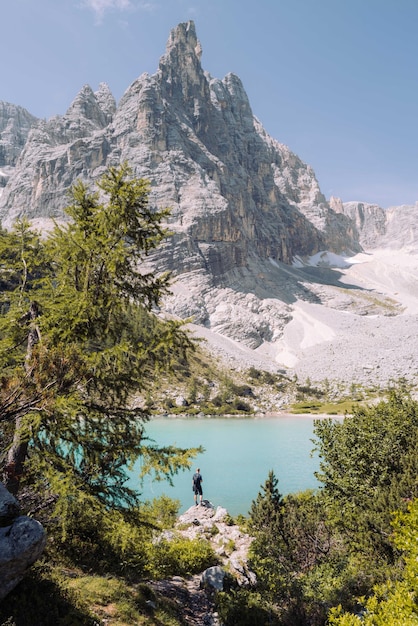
[190,248,418,391]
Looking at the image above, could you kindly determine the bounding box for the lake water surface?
[130,415,330,516]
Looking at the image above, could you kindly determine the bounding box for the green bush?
[141,495,180,529]
[217,589,280,626]
[232,399,252,412]
[147,537,217,578]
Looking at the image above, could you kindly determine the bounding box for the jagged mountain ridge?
[0,21,358,252]
[0,21,418,385]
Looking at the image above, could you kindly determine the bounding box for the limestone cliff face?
[0,22,365,349]
[0,102,38,192]
[0,84,115,224]
[330,197,387,249]
[383,204,418,252]
[331,197,418,253]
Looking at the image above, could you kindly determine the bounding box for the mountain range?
[1,20,417,390]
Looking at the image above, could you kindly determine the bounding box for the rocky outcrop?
[176,502,255,587]
[330,196,387,249]
[0,483,46,601]
[149,502,254,625]
[0,102,38,194]
[331,196,418,253]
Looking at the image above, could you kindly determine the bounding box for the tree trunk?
[4,301,40,495]
[4,416,29,496]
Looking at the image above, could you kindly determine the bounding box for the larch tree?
[0,164,198,521]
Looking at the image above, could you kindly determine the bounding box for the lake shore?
[151,411,345,420]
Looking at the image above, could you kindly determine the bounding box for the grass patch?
[290,398,365,415]
[66,574,184,625]
[0,563,184,626]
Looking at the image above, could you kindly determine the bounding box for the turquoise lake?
[130,415,333,516]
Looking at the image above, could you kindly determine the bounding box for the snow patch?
[292,251,352,269]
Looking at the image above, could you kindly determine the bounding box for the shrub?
[232,399,252,412]
[147,537,217,578]
[217,589,280,626]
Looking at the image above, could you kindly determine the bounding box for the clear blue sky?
[3,0,418,208]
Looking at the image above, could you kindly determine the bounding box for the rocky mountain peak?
[158,20,209,118]
[0,103,39,197]
[94,82,116,121]
[64,83,114,133]
[160,20,203,72]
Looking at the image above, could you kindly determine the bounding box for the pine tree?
[249,469,283,533]
[247,471,291,602]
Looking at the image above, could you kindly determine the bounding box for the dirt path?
[150,575,221,625]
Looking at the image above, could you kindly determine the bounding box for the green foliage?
[329,498,418,625]
[140,495,180,529]
[231,398,252,412]
[0,563,98,626]
[0,562,184,626]
[243,396,418,625]
[249,470,284,533]
[313,392,418,557]
[247,367,278,385]
[290,399,362,415]
[248,471,291,602]
[146,536,217,578]
[296,382,325,398]
[45,496,149,576]
[279,490,332,572]
[249,481,345,622]
[216,589,281,626]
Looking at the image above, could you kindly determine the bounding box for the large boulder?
[0,483,46,600]
[200,565,226,591]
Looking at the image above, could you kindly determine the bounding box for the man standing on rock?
[192,468,203,506]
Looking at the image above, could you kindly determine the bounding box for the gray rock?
[0,484,46,601]
[175,395,188,407]
[200,565,226,591]
[178,504,216,526]
[175,504,256,587]
[212,507,228,522]
[0,483,20,526]
[0,102,38,169]
[332,197,418,254]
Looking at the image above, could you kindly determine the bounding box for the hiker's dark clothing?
[192,472,203,495]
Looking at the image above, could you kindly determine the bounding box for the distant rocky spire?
[94,82,116,122]
[0,102,38,167]
[65,84,112,129]
[158,20,208,106]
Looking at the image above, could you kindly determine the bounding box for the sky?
[2,0,418,208]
